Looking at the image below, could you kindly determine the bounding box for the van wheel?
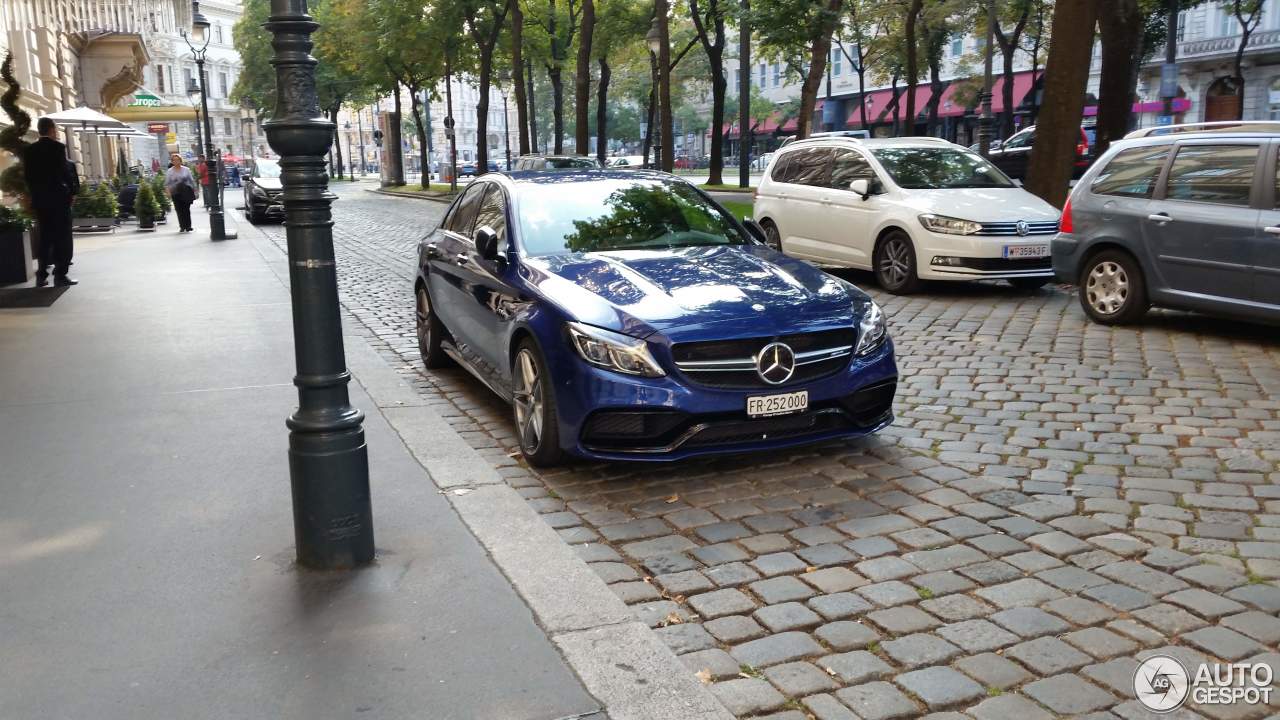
[761,220,782,252]
[512,339,564,467]
[874,230,922,295]
[1078,250,1148,325]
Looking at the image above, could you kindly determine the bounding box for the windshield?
[254,159,281,178]
[871,148,1014,189]
[517,178,751,255]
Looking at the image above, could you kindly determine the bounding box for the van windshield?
[871,148,1014,189]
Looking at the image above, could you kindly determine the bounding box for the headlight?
[250,184,268,197]
[854,301,887,356]
[919,213,981,235]
[566,322,665,377]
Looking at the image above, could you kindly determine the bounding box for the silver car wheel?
[879,236,911,286]
[513,348,543,452]
[763,222,782,251]
[415,286,431,351]
[1085,260,1129,315]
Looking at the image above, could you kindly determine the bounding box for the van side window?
[769,152,794,183]
[1090,147,1169,198]
[830,149,875,190]
[782,148,832,187]
[1165,144,1257,207]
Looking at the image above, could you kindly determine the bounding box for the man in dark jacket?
[23,117,78,286]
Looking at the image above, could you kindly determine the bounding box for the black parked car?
[986,125,1094,181]
[243,158,284,224]
[460,160,501,177]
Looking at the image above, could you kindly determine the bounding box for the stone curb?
[341,331,735,720]
[366,187,456,203]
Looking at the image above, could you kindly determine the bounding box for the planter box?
[0,229,33,285]
[73,217,116,233]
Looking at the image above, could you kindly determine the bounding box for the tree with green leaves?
[993,0,1033,139]
[725,83,775,142]
[836,1,892,132]
[463,0,513,173]
[1228,0,1264,120]
[689,0,732,182]
[230,0,275,116]
[900,0,925,135]
[574,0,596,155]
[528,0,582,153]
[753,0,844,139]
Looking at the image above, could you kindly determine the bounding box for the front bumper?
[551,339,898,461]
[249,193,285,217]
[914,229,1055,281]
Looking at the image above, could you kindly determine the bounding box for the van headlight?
[919,213,981,235]
[567,322,665,377]
[854,301,887,356]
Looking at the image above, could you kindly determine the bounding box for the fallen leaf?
[695,668,712,684]
[452,488,473,496]
[805,566,818,573]
[663,612,685,626]
[672,594,686,604]
[254,555,262,561]
[665,494,680,504]
[824,666,837,677]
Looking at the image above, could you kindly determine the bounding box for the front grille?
[672,329,856,389]
[976,220,1059,236]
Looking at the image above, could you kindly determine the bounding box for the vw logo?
[1016,220,1030,236]
[756,342,796,385]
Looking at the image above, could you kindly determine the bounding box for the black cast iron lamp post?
[263,0,374,569]
[182,2,235,240]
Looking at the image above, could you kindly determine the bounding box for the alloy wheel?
[415,287,432,351]
[1085,261,1128,315]
[512,349,543,453]
[878,236,911,287]
[763,222,782,251]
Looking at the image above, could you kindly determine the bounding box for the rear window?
[1090,147,1169,198]
[1165,144,1258,207]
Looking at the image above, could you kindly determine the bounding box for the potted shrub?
[72,183,118,232]
[134,181,160,231]
[0,203,32,285]
[150,173,170,223]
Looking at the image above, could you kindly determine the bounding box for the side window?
[768,152,794,183]
[1090,147,1170,198]
[446,183,486,235]
[473,185,508,245]
[1165,144,1258,207]
[830,149,875,190]
[783,148,832,187]
[1002,130,1033,149]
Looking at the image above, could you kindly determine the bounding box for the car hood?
[522,244,865,341]
[893,187,1059,222]
[253,177,282,191]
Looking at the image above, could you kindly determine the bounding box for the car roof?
[778,136,956,151]
[502,169,671,184]
[1123,120,1280,142]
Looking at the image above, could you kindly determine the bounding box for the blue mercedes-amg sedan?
[414,170,897,465]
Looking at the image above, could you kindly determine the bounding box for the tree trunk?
[890,73,900,135]
[903,0,924,136]
[511,0,530,155]
[331,107,345,179]
[796,0,842,139]
[409,88,430,186]
[993,2,1030,140]
[856,68,869,130]
[926,57,942,136]
[1095,0,1142,157]
[477,55,492,175]
[526,59,539,152]
[549,67,564,153]
[708,67,726,184]
[389,83,405,186]
[596,57,610,165]
[1025,0,1100,207]
[574,0,595,155]
[1234,26,1253,120]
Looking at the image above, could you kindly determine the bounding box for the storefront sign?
[147,122,170,134]
[131,93,162,108]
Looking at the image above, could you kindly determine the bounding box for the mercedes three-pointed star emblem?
[756,342,796,385]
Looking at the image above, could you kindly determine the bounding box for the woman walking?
[164,154,198,233]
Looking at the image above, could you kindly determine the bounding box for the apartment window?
[184,67,194,93]
[951,35,964,56]
[758,63,766,87]
[1219,3,1235,36]
[831,47,841,76]
[156,64,166,93]
[215,24,224,44]
[219,72,228,97]
[772,63,780,87]
[224,117,232,136]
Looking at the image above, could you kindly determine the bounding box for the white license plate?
[747,391,809,418]
[1003,244,1050,259]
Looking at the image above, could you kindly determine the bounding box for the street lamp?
[263,0,374,570]
[645,18,662,55]
[186,77,204,160]
[646,18,662,169]
[181,1,235,239]
[498,70,512,170]
[977,0,996,156]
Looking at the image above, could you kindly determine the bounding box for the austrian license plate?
[1003,244,1050,259]
[747,390,809,418]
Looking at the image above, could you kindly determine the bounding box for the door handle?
[455,253,470,265]
[424,243,439,258]
[1147,213,1172,223]
[1265,226,1280,235]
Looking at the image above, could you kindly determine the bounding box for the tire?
[511,339,564,467]
[761,219,782,252]
[1009,277,1051,291]
[415,284,452,368]
[873,230,922,295]
[1078,249,1148,325]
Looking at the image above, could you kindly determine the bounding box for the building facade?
[0,0,192,182]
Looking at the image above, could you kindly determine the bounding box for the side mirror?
[849,178,871,200]
[990,139,1002,151]
[742,219,768,244]
[475,225,502,262]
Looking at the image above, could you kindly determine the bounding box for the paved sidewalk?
[0,212,601,719]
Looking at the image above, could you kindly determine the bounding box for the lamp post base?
[289,425,374,570]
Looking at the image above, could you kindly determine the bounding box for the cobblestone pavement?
[251,183,1280,720]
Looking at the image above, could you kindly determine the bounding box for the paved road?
[248,182,1280,720]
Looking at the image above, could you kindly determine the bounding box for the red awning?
[936,81,969,118]
[846,85,935,128]
[991,72,1036,114]
[723,110,787,138]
